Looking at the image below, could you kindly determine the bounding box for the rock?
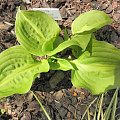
[53,90,64,100]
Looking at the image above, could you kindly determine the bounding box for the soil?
[0,0,120,120]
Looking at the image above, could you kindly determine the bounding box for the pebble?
[53,90,64,100]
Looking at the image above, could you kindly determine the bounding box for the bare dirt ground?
[0,0,120,120]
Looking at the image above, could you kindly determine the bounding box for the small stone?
[53,90,64,100]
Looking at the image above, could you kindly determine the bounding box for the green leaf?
[15,9,61,56]
[0,46,49,97]
[72,10,112,34]
[71,34,91,58]
[48,57,74,71]
[71,39,120,94]
[48,34,91,56]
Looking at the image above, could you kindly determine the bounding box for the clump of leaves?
[0,8,119,98]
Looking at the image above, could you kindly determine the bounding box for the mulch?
[0,0,120,120]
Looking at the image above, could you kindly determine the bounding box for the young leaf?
[48,57,74,71]
[70,34,91,58]
[71,39,120,94]
[48,34,91,56]
[15,9,61,56]
[0,46,49,97]
[72,10,112,34]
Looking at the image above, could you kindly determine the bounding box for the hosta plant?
[0,8,119,98]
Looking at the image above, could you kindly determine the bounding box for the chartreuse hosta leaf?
[48,57,75,71]
[71,39,120,94]
[15,9,61,56]
[72,10,112,34]
[0,46,49,97]
[48,34,91,56]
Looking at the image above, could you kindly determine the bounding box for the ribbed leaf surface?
[0,46,49,97]
[72,40,120,94]
[15,9,60,56]
[72,10,112,34]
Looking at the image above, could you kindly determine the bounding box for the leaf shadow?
[31,70,72,92]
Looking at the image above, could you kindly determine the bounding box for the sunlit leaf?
[48,57,74,71]
[0,46,49,97]
[15,9,61,56]
[72,10,112,34]
[71,39,120,94]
